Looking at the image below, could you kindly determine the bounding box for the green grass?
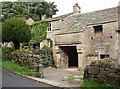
[1,60,41,77]
[65,71,84,81]
[80,80,120,89]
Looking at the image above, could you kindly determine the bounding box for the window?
[47,39,52,47]
[116,30,120,33]
[100,54,110,59]
[93,25,103,37]
[48,23,51,31]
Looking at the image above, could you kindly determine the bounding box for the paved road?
[2,69,53,87]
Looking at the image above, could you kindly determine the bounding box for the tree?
[2,18,31,49]
[2,2,29,21]
[31,20,48,43]
[30,2,58,20]
[2,1,58,21]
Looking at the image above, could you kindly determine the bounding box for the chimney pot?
[73,3,81,13]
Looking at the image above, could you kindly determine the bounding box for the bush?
[41,45,52,54]
[39,45,54,68]
[2,17,31,49]
[2,47,15,60]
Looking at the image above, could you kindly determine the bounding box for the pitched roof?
[47,12,74,21]
[55,6,118,34]
[26,18,35,25]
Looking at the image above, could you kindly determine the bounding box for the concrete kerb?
[13,71,74,88]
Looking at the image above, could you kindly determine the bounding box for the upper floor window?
[48,23,51,31]
[93,25,103,37]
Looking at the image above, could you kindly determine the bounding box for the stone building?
[47,3,120,70]
[26,18,35,25]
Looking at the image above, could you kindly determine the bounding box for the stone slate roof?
[26,18,35,25]
[55,6,118,34]
[48,12,74,21]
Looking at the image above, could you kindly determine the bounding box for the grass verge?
[65,71,84,81]
[1,60,41,77]
[80,80,120,89]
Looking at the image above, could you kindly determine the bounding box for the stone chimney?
[41,14,47,20]
[73,3,81,13]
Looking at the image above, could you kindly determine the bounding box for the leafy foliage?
[2,2,58,21]
[39,45,54,68]
[2,2,29,21]
[30,2,58,20]
[31,20,48,43]
[41,45,52,54]
[2,17,31,49]
[2,47,15,60]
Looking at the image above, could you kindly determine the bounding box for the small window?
[93,25,103,37]
[116,30,120,33]
[48,23,51,31]
[118,30,120,33]
[100,54,110,59]
[47,39,52,47]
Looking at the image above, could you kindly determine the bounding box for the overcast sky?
[46,0,120,17]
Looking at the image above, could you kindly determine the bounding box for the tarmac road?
[2,69,53,88]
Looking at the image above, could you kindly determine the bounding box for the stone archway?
[59,46,78,68]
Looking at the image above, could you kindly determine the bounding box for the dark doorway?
[60,46,78,68]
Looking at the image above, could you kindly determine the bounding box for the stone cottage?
[46,3,120,70]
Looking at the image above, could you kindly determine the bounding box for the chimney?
[41,14,47,20]
[73,3,81,13]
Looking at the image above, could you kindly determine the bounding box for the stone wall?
[47,6,119,70]
[55,33,81,45]
[86,21,118,60]
[84,58,120,86]
[11,50,41,72]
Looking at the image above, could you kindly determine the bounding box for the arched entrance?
[60,46,78,68]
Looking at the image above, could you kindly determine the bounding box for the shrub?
[39,45,54,68]
[2,17,31,49]
[41,45,52,54]
[2,47,15,60]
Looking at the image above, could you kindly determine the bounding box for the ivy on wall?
[31,20,48,43]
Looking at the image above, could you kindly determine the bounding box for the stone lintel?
[77,49,83,54]
[55,46,60,53]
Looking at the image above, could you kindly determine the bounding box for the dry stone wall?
[11,50,41,72]
[84,58,120,86]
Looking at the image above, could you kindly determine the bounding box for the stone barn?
[46,3,120,70]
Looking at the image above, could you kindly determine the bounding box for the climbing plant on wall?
[31,20,48,43]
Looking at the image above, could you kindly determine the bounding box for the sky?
[46,0,120,17]
[0,0,120,17]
